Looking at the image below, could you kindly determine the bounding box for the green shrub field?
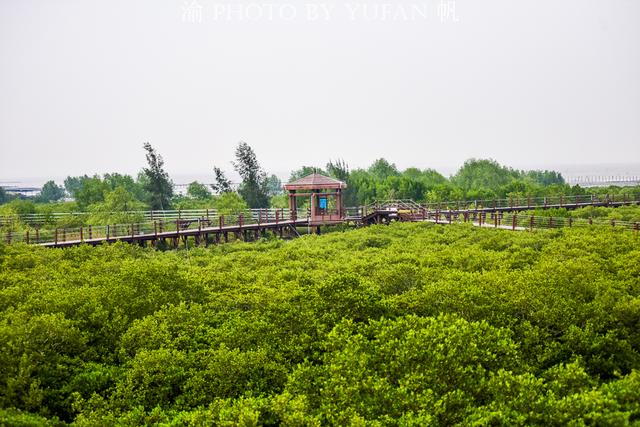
[1,223,639,425]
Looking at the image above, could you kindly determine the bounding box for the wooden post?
[62,228,66,242]
[88,225,92,240]
[80,226,84,242]
[106,225,110,240]
[530,216,534,231]
[25,230,30,244]
[512,214,517,231]
[568,217,573,228]
[219,215,224,229]
[55,228,59,245]
[494,213,498,228]
[275,209,279,225]
[35,228,39,244]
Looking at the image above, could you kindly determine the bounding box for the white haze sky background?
[1,0,639,185]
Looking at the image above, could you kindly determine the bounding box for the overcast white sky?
[1,0,639,183]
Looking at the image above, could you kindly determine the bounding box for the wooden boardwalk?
[1,194,638,248]
[40,219,308,248]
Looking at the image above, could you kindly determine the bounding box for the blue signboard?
[319,197,328,209]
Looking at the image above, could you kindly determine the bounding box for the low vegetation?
[1,222,639,425]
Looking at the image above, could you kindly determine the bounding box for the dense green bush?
[0,223,639,424]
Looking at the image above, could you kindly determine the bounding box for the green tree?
[213,192,248,215]
[233,142,269,208]
[265,175,282,197]
[73,176,109,209]
[269,193,288,209]
[211,167,232,194]
[289,166,326,182]
[87,187,146,225]
[0,186,10,205]
[37,181,66,203]
[368,158,399,180]
[63,175,89,198]
[142,143,173,210]
[186,181,211,200]
[326,159,349,182]
[103,173,146,202]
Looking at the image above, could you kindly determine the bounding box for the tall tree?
[38,181,66,202]
[211,167,233,194]
[0,186,9,204]
[326,159,349,182]
[265,174,282,197]
[73,176,109,209]
[232,142,269,208]
[289,166,326,182]
[64,175,89,198]
[187,181,211,200]
[368,158,399,179]
[142,143,173,210]
[326,159,356,205]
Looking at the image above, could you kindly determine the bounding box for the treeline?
[1,224,639,424]
[2,142,639,228]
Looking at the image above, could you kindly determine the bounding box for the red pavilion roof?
[283,173,347,191]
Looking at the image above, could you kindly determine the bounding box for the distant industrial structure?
[0,184,41,196]
[564,176,640,187]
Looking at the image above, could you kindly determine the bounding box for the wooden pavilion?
[283,173,347,226]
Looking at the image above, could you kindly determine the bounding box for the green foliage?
[1,214,640,424]
[141,143,174,210]
[213,192,248,215]
[265,174,282,197]
[0,187,9,204]
[211,167,233,194]
[1,199,36,217]
[37,181,66,203]
[285,157,631,205]
[70,176,110,209]
[368,158,399,179]
[186,181,211,200]
[233,142,269,208]
[87,187,146,225]
[289,166,326,182]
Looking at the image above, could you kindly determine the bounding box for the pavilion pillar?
[336,189,343,218]
[310,192,317,223]
[288,191,297,221]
